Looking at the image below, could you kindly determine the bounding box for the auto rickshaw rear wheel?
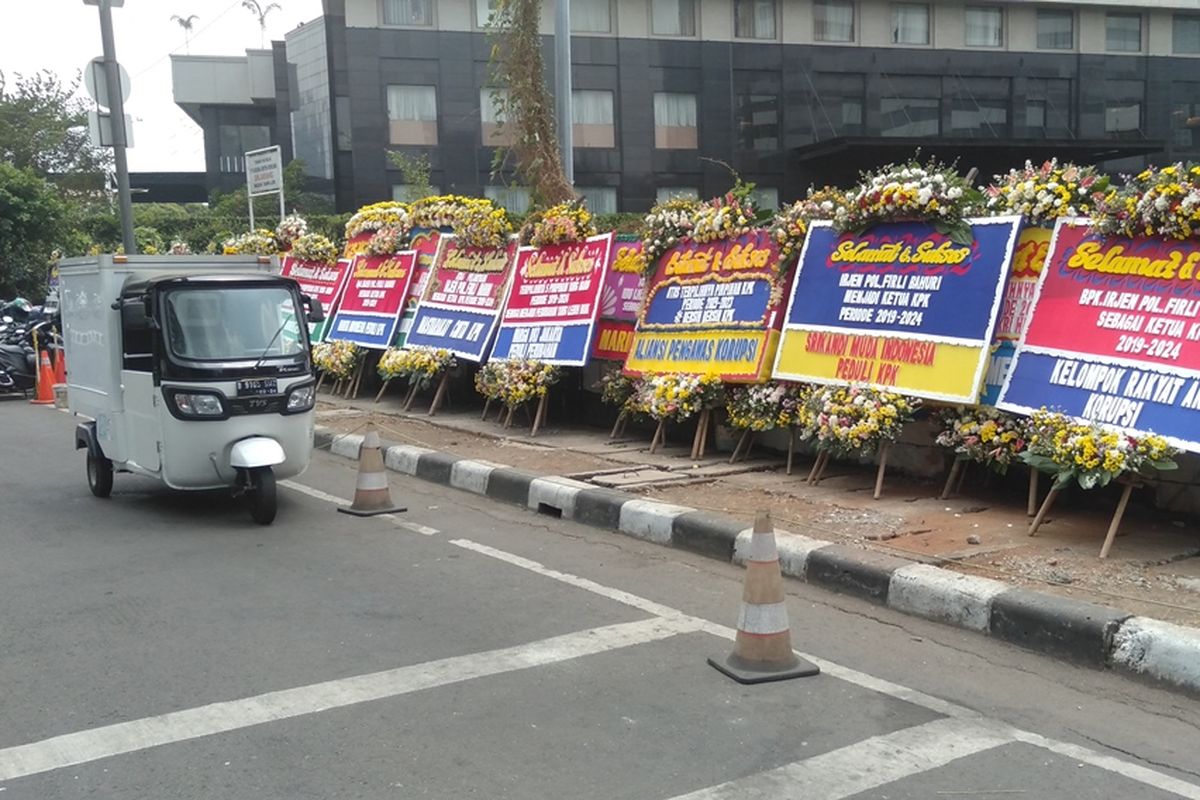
[247,466,277,525]
[87,452,113,498]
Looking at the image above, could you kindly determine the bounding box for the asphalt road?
[2,397,1199,799]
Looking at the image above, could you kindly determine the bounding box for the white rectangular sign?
[245,145,283,197]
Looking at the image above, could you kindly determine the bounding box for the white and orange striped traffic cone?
[337,428,407,517]
[708,510,819,684]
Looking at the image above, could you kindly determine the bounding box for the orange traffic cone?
[708,510,820,684]
[338,428,407,516]
[53,346,67,386]
[30,351,56,405]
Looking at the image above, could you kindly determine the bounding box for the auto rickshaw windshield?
[164,286,306,362]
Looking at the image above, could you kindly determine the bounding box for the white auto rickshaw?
[59,255,324,524]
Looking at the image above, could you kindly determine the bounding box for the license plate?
[236,378,278,397]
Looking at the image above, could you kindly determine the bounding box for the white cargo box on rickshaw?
[58,254,324,524]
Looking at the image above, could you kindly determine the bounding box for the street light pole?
[96,0,136,254]
[554,0,573,186]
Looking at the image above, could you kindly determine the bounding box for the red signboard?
[590,240,647,362]
[279,256,352,341]
[327,252,418,349]
[1022,222,1200,370]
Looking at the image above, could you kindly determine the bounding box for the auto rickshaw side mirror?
[303,294,325,323]
[120,294,154,331]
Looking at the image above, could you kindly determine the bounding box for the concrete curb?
[314,425,1200,696]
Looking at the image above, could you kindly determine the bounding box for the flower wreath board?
[979,223,1054,405]
[772,216,1022,404]
[393,228,443,347]
[591,238,647,362]
[278,255,352,343]
[999,216,1200,459]
[326,251,418,351]
[403,234,518,362]
[491,232,614,366]
[623,229,792,382]
[999,218,1200,451]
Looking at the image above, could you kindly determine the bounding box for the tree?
[241,1,281,47]
[386,151,434,201]
[170,14,200,54]
[0,164,67,299]
[0,70,110,191]
[486,0,574,208]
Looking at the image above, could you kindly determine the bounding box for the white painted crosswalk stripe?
[665,718,1015,800]
[0,616,699,783]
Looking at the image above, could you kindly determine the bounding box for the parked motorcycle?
[0,316,58,395]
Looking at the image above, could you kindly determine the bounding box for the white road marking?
[280,480,439,536]
[0,616,698,783]
[283,478,1200,799]
[446,538,1200,799]
[665,718,1015,800]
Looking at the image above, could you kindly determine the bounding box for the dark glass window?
[1174,15,1200,54]
[736,94,780,151]
[1105,80,1144,140]
[1171,82,1200,149]
[948,77,1009,137]
[809,72,865,137]
[1025,78,1073,138]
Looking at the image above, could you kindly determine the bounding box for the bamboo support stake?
[955,459,969,494]
[503,406,515,428]
[610,411,626,440]
[374,378,391,404]
[481,397,492,421]
[1027,469,1039,517]
[1028,487,1060,536]
[812,451,831,485]
[428,372,450,416]
[729,430,751,464]
[811,453,830,484]
[873,443,890,500]
[786,427,796,476]
[742,429,753,460]
[650,420,665,454]
[402,381,419,412]
[531,393,548,437]
[1100,482,1136,559]
[941,460,963,500]
[316,373,327,394]
[697,409,711,459]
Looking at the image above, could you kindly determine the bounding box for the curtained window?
[654,92,698,148]
[578,187,617,214]
[656,187,699,204]
[735,0,776,39]
[891,3,929,45]
[965,7,1002,47]
[387,85,438,145]
[571,0,611,33]
[652,0,696,36]
[382,0,433,26]
[1037,10,1073,50]
[813,0,854,42]
[480,88,513,145]
[475,0,499,27]
[1174,15,1200,54]
[484,185,531,213]
[1106,13,1142,53]
[573,90,615,147]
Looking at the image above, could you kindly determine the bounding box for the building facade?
[175,0,1200,213]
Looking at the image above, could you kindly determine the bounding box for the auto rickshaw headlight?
[286,383,315,413]
[173,392,225,418]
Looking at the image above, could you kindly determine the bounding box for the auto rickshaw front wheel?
[246,467,277,525]
[87,452,113,498]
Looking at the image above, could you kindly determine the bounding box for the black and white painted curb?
[316,426,1200,696]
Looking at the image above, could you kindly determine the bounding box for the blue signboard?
[785,219,1021,341]
[773,217,1021,404]
[404,306,501,360]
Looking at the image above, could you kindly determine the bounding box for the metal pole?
[249,195,256,233]
[97,0,136,254]
[554,0,573,185]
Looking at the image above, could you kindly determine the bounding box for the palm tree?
[170,14,199,54]
[241,1,281,48]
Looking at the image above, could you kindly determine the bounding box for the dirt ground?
[316,398,1200,628]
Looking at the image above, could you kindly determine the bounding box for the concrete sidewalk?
[313,397,1200,696]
